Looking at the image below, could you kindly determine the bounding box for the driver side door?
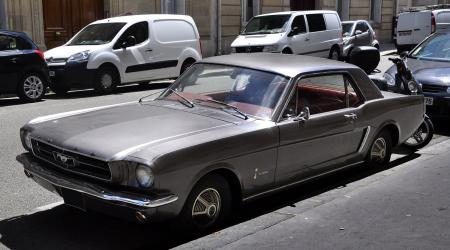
[288,15,311,55]
[276,72,366,186]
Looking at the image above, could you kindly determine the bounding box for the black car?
[0,31,49,102]
[384,32,450,119]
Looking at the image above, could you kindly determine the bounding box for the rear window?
[436,12,450,23]
[324,13,340,30]
[153,20,197,42]
[306,14,326,32]
[0,35,32,51]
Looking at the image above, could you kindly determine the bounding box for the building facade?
[2,0,423,56]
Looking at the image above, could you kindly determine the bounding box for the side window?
[306,14,326,32]
[0,35,17,51]
[114,21,149,49]
[356,22,367,33]
[283,73,362,118]
[291,15,307,34]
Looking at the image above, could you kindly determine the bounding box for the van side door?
[288,15,310,54]
[305,14,329,57]
[113,21,152,83]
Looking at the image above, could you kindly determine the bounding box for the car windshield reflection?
[158,64,290,120]
[68,23,126,46]
[410,33,450,62]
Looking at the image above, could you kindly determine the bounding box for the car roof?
[257,10,338,17]
[0,30,30,38]
[92,14,193,24]
[200,53,358,78]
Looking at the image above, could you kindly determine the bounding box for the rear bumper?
[16,153,178,222]
[424,93,450,118]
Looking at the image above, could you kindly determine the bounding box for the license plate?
[425,97,434,106]
[49,71,55,77]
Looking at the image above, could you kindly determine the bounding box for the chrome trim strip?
[358,126,371,153]
[17,153,177,208]
[242,161,365,202]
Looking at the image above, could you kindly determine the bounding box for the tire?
[17,72,46,102]
[179,174,232,232]
[282,48,293,54]
[94,66,119,95]
[403,117,434,150]
[366,130,392,168]
[329,46,340,60]
[180,60,195,75]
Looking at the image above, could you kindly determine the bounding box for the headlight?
[67,50,90,62]
[383,73,396,86]
[263,45,278,52]
[20,129,32,151]
[136,164,154,188]
[408,81,418,94]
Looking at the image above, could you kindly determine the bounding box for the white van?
[396,9,450,52]
[231,10,343,59]
[44,14,202,95]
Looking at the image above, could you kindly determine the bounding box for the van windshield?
[242,14,291,35]
[68,23,126,46]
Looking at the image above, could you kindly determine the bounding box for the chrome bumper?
[16,153,178,209]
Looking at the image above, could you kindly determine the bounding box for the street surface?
[1,52,450,249]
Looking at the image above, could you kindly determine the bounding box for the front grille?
[235,46,264,53]
[47,58,67,64]
[422,84,447,93]
[31,139,111,181]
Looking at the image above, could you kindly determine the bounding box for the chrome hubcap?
[192,188,221,226]
[23,75,44,99]
[371,137,387,162]
[100,74,113,89]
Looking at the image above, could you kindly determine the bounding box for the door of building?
[290,0,315,10]
[43,0,104,49]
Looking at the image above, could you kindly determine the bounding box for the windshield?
[410,33,450,62]
[158,64,290,119]
[342,23,354,36]
[68,23,126,46]
[242,14,291,35]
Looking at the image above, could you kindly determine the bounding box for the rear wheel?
[17,72,46,102]
[282,48,293,54]
[403,117,434,150]
[366,130,392,168]
[94,66,119,94]
[179,174,232,232]
[180,59,195,75]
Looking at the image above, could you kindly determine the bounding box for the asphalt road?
[1,55,449,250]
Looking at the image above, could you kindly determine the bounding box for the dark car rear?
[0,30,49,102]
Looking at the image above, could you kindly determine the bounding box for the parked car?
[385,32,450,119]
[395,8,450,52]
[17,53,424,231]
[0,31,49,102]
[342,20,379,59]
[44,14,202,95]
[230,10,343,59]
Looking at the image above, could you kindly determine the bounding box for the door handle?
[344,113,357,120]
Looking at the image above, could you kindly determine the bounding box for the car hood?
[231,33,284,47]
[385,57,450,86]
[44,45,106,60]
[27,101,238,161]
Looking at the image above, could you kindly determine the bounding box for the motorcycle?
[369,52,434,150]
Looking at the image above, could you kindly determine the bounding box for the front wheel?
[403,117,434,150]
[94,66,119,94]
[17,72,46,102]
[179,174,232,232]
[366,130,392,168]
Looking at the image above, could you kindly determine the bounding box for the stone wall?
[106,0,160,16]
[221,0,241,54]
[261,0,290,14]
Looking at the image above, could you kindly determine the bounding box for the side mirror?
[400,51,409,58]
[355,30,362,36]
[293,107,310,122]
[288,27,299,37]
[121,35,137,49]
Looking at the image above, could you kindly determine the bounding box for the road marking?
[34,201,63,212]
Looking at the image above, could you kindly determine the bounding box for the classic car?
[17,53,424,231]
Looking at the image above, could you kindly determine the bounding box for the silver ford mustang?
[17,53,424,231]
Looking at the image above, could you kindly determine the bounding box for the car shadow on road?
[0,152,422,250]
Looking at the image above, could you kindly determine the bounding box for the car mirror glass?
[293,107,310,122]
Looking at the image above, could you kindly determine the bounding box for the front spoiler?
[16,153,178,209]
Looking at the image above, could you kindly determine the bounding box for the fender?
[86,50,123,79]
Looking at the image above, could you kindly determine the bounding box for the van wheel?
[17,72,46,102]
[366,130,392,168]
[329,47,340,60]
[180,60,195,75]
[282,48,293,54]
[94,66,118,94]
[179,174,232,232]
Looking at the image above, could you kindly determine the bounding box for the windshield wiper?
[194,99,248,120]
[167,88,195,108]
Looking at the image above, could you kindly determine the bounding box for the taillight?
[34,50,45,60]
[373,31,376,39]
[431,13,436,33]
[198,39,203,55]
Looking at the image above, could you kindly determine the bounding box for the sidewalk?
[175,139,450,250]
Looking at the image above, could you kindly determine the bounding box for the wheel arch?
[376,122,400,147]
